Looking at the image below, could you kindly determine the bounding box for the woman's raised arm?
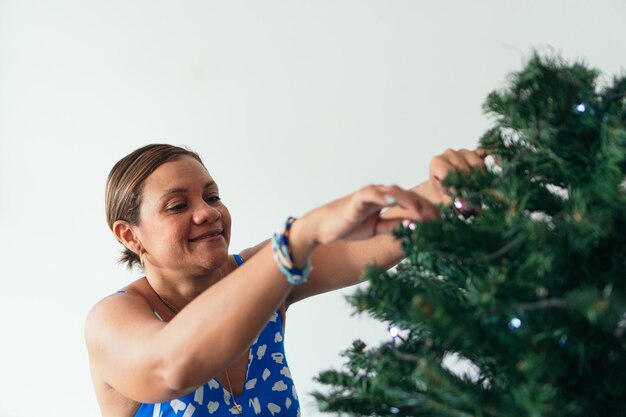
[85,183,430,404]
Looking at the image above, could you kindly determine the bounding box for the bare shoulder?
[238,239,270,263]
[85,279,176,405]
[84,283,165,416]
[86,280,150,326]
[84,280,164,360]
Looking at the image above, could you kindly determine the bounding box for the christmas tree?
[315,54,626,417]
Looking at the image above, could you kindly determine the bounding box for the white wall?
[0,1,624,416]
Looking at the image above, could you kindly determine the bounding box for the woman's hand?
[298,184,439,247]
[413,148,488,205]
[285,148,491,306]
[288,149,488,267]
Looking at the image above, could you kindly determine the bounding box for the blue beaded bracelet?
[271,217,312,285]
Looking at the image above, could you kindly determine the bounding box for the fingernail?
[385,195,397,206]
[402,220,417,231]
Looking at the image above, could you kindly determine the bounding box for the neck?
[143,262,233,311]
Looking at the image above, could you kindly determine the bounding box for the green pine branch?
[315,53,626,417]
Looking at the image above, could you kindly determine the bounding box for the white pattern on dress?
[256,344,267,360]
[207,401,219,414]
[245,378,258,390]
[267,403,282,415]
[182,404,196,417]
[249,397,261,415]
[170,399,186,413]
[280,367,292,379]
[194,386,204,405]
[272,381,288,392]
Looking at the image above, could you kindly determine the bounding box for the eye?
[167,202,188,212]
[205,195,221,204]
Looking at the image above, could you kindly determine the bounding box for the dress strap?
[233,253,244,266]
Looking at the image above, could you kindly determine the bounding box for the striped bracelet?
[271,217,312,285]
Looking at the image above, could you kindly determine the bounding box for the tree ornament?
[507,317,522,330]
[452,196,481,218]
[388,325,400,339]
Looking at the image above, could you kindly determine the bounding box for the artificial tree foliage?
[315,54,626,417]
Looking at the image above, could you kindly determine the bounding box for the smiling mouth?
[189,230,223,242]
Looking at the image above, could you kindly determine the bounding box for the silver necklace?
[155,291,179,314]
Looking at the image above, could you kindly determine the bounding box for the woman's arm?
[85,183,432,403]
[286,148,487,306]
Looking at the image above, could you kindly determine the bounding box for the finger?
[373,218,406,236]
[429,157,456,184]
[476,148,490,158]
[354,184,441,222]
[364,184,401,208]
[378,185,439,220]
[373,206,439,236]
[442,148,472,173]
[459,149,486,171]
[348,185,401,222]
[353,185,411,213]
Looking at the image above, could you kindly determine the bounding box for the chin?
[198,251,229,270]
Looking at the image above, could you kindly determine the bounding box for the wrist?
[287,216,318,268]
[271,217,317,285]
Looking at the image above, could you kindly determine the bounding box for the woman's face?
[133,156,232,275]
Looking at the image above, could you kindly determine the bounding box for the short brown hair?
[105,144,204,269]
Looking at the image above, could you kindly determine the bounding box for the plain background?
[1,1,625,416]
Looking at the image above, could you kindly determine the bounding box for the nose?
[192,201,221,224]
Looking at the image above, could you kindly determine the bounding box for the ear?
[113,220,144,255]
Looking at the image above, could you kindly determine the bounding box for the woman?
[85,144,485,417]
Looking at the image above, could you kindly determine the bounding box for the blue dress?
[134,255,301,417]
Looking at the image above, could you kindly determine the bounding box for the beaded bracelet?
[271,217,313,285]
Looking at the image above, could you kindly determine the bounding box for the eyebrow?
[159,181,217,201]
